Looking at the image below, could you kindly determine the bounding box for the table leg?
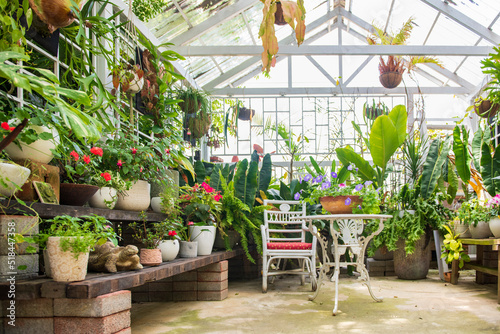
[450,259,459,285]
[309,263,329,301]
[332,251,341,315]
[476,245,485,284]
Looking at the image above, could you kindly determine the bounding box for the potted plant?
[129,213,171,266]
[41,214,118,282]
[111,63,145,95]
[179,182,222,256]
[457,198,492,239]
[28,0,88,33]
[479,46,500,116]
[88,171,128,210]
[441,222,470,282]
[486,194,500,237]
[259,0,306,75]
[157,218,183,261]
[0,158,31,198]
[176,86,209,115]
[177,221,198,258]
[470,96,499,119]
[367,17,443,89]
[363,100,389,120]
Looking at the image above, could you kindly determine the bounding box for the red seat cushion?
[267,242,312,250]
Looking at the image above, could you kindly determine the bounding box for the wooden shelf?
[0,198,167,222]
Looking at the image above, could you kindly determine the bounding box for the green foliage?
[456,199,490,227]
[480,141,500,197]
[132,0,167,22]
[453,125,471,186]
[420,137,451,199]
[480,46,500,106]
[129,212,173,249]
[441,223,470,268]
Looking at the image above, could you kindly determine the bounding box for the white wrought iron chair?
[261,200,317,293]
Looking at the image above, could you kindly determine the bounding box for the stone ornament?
[88,242,143,273]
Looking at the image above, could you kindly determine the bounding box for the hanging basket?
[379,71,403,89]
[179,99,202,114]
[274,2,287,25]
[238,107,255,121]
[188,111,212,139]
[474,99,499,118]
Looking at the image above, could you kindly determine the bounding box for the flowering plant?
[179,182,222,225]
[129,213,176,249]
[300,164,381,214]
[486,194,500,218]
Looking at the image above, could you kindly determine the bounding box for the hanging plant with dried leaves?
[258,0,306,75]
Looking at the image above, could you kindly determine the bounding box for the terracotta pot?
[379,71,403,89]
[46,236,89,282]
[114,180,151,211]
[0,162,31,198]
[59,183,99,206]
[88,187,118,209]
[320,196,362,214]
[474,99,499,118]
[158,240,180,261]
[179,241,198,258]
[139,248,162,266]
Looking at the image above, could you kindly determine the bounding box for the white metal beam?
[343,56,374,86]
[422,63,475,90]
[211,86,470,96]
[306,56,338,86]
[170,0,260,46]
[173,45,493,56]
[419,0,500,45]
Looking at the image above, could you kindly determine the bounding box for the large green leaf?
[194,161,206,184]
[471,126,484,170]
[480,142,500,196]
[387,105,408,147]
[245,160,259,208]
[421,138,451,199]
[336,147,375,181]
[447,159,458,204]
[309,156,323,175]
[453,126,471,184]
[234,159,248,203]
[369,115,399,169]
[210,164,222,191]
[259,154,272,193]
[279,181,292,200]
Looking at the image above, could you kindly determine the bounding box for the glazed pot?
[59,183,99,206]
[158,240,180,261]
[189,225,216,256]
[4,125,58,164]
[88,187,118,209]
[0,162,31,198]
[114,180,151,211]
[46,237,89,282]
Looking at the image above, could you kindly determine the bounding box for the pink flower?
[100,172,112,182]
[140,166,143,172]
[131,147,137,154]
[117,159,122,167]
[165,149,170,154]
[214,194,222,202]
[70,151,80,161]
[187,221,194,226]
[90,147,103,156]
[338,183,346,188]
[83,155,91,164]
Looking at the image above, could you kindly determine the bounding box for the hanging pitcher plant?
[258,0,306,75]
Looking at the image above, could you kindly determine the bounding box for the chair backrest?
[263,200,307,243]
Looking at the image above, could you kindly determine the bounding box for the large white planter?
[150,197,163,213]
[488,217,500,238]
[158,240,180,261]
[89,187,118,209]
[189,225,216,256]
[454,221,472,238]
[114,180,150,211]
[46,236,89,282]
[469,221,493,239]
[4,125,58,164]
[0,162,31,198]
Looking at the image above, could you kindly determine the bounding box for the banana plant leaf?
[453,125,471,184]
[234,159,248,204]
[471,126,484,170]
[421,138,451,199]
[387,105,408,147]
[480,142,500,196]
[369,115,399,169]
[194,161,206,184]
[446,158,459,204]
[245,159,259,208]
[259,154,272,193]
[336,147,376,182]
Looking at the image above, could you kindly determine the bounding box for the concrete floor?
[131,270,500,333]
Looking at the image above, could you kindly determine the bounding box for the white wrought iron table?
[298,214,393,315]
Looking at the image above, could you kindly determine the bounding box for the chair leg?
[262,257,269,293]
[299,259,305,285]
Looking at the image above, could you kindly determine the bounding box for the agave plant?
[258,0,306,75]
[367,17,443,77]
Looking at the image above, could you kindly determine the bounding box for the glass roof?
[140,0,500,97]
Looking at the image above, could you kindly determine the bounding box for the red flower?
[1,122,14,131]
[214,194,222,202]
[168,230,177,237]
[165,148,170,154]
[131,147,137,154]
[90,147,103,156]
[70,151,80,161]
[187,221,194,226]
[100,172,112,182]
[117,159,122,167]
[83,155,91,164]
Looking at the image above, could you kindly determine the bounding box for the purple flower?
[322,181,331,189]
[331,172,337,178]
[294,192,300,200]
[354,184,363,192]
[304,174,312,182]
[347,165,353,171]
[356,168,359,172]
[364,181,373,187]
[298,176,302,184]
[316,175,323,183]
[345,197,352,206]
[358,205,362,209]
[376,187,381,193]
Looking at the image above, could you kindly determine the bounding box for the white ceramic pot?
[189,225,216,256]
[4,125,58,164]
[488,216,500,238]
[0,162,31,198]
[158,240,180,261]
[114,180,151,211]
[46,236,89,282]
[150,197,163,213]
[125,72,144,94]
[469,221,493,239]
[454,221,472,238]
[89,187,118,209]
[179,241,198,258]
